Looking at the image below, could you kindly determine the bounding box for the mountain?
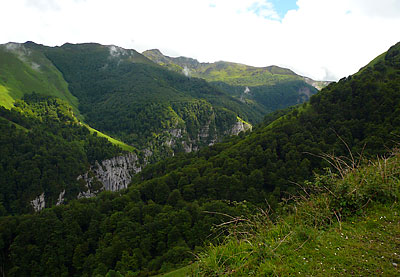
[40,42,260,160]
[0,41,322,215]
[0,42,256,209]
[0,42,257,158]
[0,42,148,211]
[0,42,135,148]
[143,49,324,113]
[0,42,80,114]
[143,49,301,86]
[0,41,399,276]
[0,42,322,165]
[136,41,400,204]
[0,94,129,215]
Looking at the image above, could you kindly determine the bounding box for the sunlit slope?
[143,49,302,86]
[143,49,320,114]
[0,42,80,116]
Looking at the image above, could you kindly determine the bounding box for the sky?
[0,0,399,81]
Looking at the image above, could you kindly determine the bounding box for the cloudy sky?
[1,0,399,81]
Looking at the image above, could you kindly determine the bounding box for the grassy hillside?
[188,62,298,87]
[143,49,301,86]
[85,124,135,152]
[143,49,319,115]
[0,42,80,115]
[0,42,146,152]
[194,151,400,275]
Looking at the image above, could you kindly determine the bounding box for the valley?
[0,41,319,211]
[0,40,399,276]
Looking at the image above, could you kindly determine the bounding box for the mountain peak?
[144,48,163,55]
[142,50,328,88]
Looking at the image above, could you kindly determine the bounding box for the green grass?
[0,45,81,117]
[85,124,136,152]
[0,84,14,109]
[193,62,301,87]
[279,204,400,276]
[236,116,252,128]
[356,52,386,76]
[157,265,197,277]
[143,50,303,87]
[192,152,400,276]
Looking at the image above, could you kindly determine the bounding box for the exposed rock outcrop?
[31,192,45,212]
[303,77,331,90]
[78,114,251,198]
[56,190,65,206]
[78,152,143,198]
[227,119,252,136]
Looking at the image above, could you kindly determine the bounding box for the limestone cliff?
[56,190,66,206]
[227,119,252,136]
[31,193,45,212]
[162,115,251,153]
[78,152,144,198]
[30,115,251,208]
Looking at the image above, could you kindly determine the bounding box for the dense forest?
[0,42,399,276]
[1,42,318,163]
[211,79,316,116]
[134,42,400,205]
[0,94,123,215]
[42,43,261,156]
[143,49,319,116]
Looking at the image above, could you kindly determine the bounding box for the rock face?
[228,119,252,136]
[78,152,143,198]
[31,193,45,212]
[56,190,65,206]
[303,77,332,90]
[30,116,251,207]
[164,116,251,153]
[77,113,252,198]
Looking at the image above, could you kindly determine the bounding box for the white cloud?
[24,0,61,12]
[0,0,399,80]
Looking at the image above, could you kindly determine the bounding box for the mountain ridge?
[143,48,329,88]
[41,42,258,157]
[143,48,320,115]
[0,42,258,158]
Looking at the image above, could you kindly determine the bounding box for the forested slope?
[0,94,124,215]
[135,42,400,206]
[0,41,319,162]
[143,49,320,115]
[42,43,260,160]
[0,42,399,276]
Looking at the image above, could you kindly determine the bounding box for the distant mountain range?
[144,48,326,115]
[0,42,319,159]
[0,41,320,213]
[143,49,330,89]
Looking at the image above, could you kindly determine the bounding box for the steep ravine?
[30,117,251,211]
[76,117,251,196]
